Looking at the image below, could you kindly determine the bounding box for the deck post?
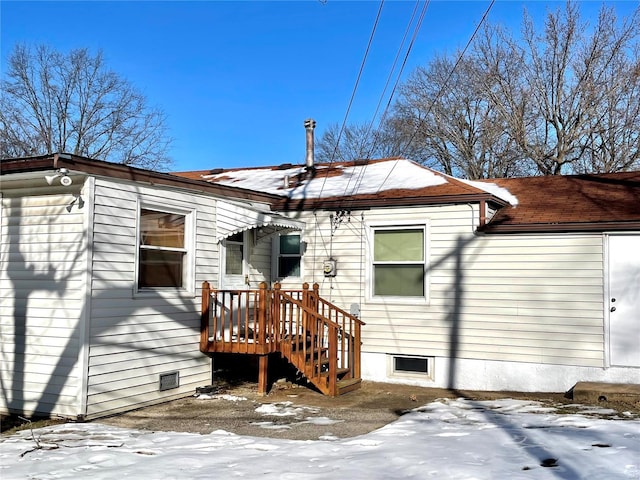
[312,283,320,312]
[258,354,269,395]
[302,282,310,333]
[200,281,211,352]
[273,282,281,346]
[353,320,362,379]
[328,327,338,396]
[302,282,310,309]
[258,282,268,349]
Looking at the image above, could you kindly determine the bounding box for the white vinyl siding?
[282,205,605,369]
[246,232,272,287]
[0,190,88,418]
[85,178,215,418]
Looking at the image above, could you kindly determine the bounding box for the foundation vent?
[159,371,180,391]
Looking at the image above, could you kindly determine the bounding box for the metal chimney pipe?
[304,118,316,169]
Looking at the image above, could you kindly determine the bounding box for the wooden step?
[308,356,330,370]
[315,366,350,377]
[337,378,361,395]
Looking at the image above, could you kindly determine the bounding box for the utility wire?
[315,0,385,200]
[341,0,431,203]
[373,0,495,196]
[340,0,429,200]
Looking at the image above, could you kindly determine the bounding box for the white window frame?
[387,354,434,380]
[272,232,303,281]
[134,199,196,297]
[367,221,429,304]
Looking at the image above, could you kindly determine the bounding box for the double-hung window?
[372,226,426,298]
[274,233,302,279]
[138,207,191,290]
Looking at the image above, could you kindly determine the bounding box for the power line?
[373,0,496,196]
[342,0,431,203]
[315,0,385,200]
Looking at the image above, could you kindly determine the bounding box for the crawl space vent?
[159,371,179,391]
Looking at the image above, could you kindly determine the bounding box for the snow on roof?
[204,159,449,199]
[458,178,519,206]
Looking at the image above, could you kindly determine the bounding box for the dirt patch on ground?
[90,380,639,441]
[3,380,637,441]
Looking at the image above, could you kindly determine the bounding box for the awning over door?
[216,200,304,243]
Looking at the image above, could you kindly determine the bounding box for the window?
[394,356,428,374]
[389,355,433,379]
[224,232,244,275]
[138,207,189,289]
[372,226,426,297]
[275,233,301,278]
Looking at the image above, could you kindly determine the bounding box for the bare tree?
[392,52,534,179]
[481,2,640,175]
[0,44,172,170]
[575,9,640,173]
[388,1,640,177]
[316,122,385,163]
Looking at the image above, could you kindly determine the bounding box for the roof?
[0,153,280,204]
[179,157,640,233]
[174,158,516,210]
[5,154,639,234]
[479,171,640,233]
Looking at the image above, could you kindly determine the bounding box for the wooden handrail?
[200,281,363,396]
[274,284,362,395]
[311,283,365,327]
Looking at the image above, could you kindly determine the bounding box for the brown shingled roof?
[174,160,640,233]
[482,171,640,233]
[174,158,502,210]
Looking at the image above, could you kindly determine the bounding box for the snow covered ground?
[1,398,638,480]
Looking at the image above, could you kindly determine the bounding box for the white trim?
[365,220,430,305]
[133,198,197,298]
[77,176,95,419]
[271,231,304,282]
[219,230,250,289]
[388,354,434,381]
[603,233,611,368]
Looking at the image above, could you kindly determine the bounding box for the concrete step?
[572,382,640,407]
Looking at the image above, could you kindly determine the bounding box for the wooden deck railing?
[200,281,364,396]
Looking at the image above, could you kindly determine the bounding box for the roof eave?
[1,154,282,204]
[479,221,640,234]
[275,193,507,211]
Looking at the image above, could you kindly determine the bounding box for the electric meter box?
[323,259,337,277]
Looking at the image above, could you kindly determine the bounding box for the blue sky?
[1,1,637,172]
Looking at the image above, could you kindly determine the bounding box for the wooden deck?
[200,281,364,396]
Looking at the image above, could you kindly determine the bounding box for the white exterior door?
[217,231,250,340]
[220,231,248,290]
[608,234,640,367]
